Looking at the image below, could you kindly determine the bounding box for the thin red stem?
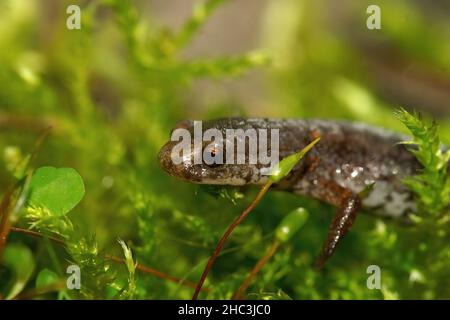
[0,128,51,259]
[0,185,15,259]
[10,227,66,246]
[192,181,273,300]
[232,241,279,300]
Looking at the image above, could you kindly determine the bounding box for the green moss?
[0,0,449,299]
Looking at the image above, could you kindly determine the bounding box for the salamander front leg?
[314,193,361,269]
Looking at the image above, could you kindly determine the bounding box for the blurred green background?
[0,0,449,299]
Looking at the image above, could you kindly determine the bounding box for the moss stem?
[192,180,273,300]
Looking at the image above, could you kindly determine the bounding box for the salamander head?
[158,118,276,186]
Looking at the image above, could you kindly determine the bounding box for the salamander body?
[158,118,425,267]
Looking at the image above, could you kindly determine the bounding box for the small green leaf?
[28,166,85,216]
[117,239,136,299]
[118,239,135,276]
[359,182,376,199]
[36,269,60,289]
[270,137,320,183]
[3,243,36,299]
[275,207,309,243]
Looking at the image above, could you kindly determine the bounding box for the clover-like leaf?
[28,166,85,217]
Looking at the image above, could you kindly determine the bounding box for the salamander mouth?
[158,141,200,182]
[158,141,265,185]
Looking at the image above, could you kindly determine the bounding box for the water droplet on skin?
[343,166,363,179]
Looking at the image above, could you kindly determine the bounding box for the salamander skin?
[158,118,424,267]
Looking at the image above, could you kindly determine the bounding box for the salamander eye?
[203,145,223,167]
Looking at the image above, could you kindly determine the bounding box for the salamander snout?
[158,140,263,186]
[158,140,198,182]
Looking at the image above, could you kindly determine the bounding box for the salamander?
[158,118,424,268]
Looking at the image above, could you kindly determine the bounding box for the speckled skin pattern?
[158,118,422,220]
